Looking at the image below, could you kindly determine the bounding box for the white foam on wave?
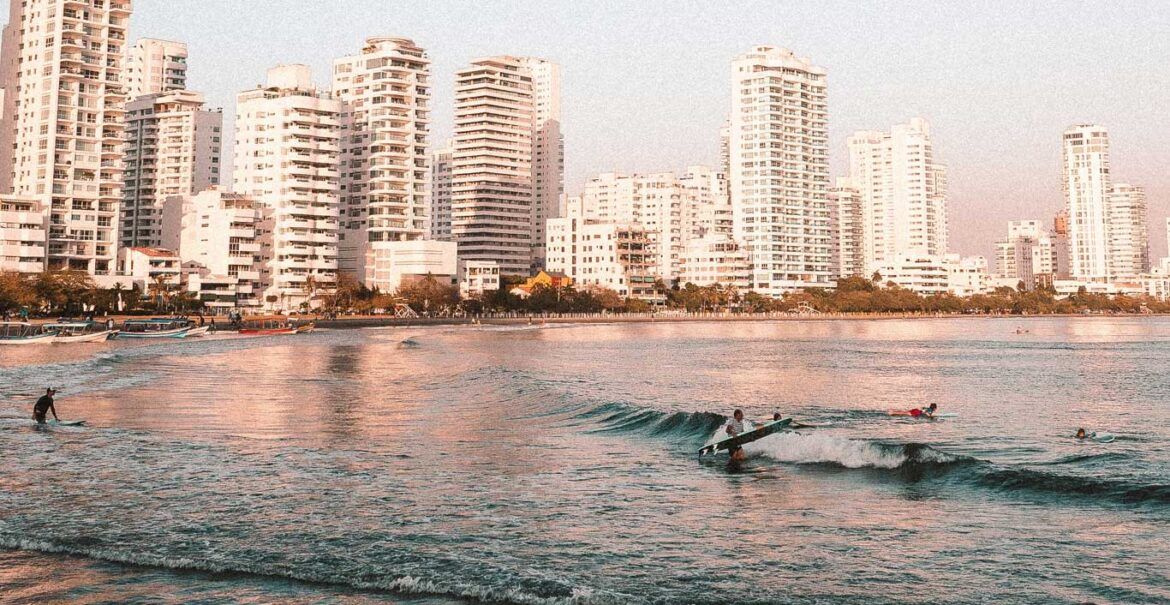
[0,534,631,605]
[745,431,909,469]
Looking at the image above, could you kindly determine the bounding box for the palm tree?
[302,274,318,310]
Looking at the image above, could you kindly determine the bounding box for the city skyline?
[121,0,1170,260]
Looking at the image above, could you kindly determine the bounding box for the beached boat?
[45,321,115,343]
[185,325,211,337]
[0,322,56,345]
[237,316,298,335]
[114,317,193,339]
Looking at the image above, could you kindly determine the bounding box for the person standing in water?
[33,388,59,424]
[724,409,754,461]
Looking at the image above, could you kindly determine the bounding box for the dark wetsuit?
[33,395,54,424]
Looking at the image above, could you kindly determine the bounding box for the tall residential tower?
[0,0,132,274]
[1061,125,1112,282]
[845,118,948,275]
[451,56,534,276]
[331,37,432,287]
[233,65,342,309]
[729,46,830,295]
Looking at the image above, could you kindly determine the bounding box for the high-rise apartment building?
[1062,125,1112,282]
[518,57,563,271]
[1106,183,1149,281]
[331,37,431,284]
[828,180,863,279]
[125,38,187,98]
[451,56,561,277]
[233,65,342,310]
[845,118,948,275]
[729,46,830,295]
[0,0,132,274]
[452,56,534,276]
[121,90,222,248]
[429,142,453,240]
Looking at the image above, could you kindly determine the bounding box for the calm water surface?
[1,318,1168,604]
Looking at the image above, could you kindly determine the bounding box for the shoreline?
[10,311,1165,332]
[314,311,1167,330]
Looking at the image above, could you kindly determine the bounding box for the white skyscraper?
[0,0,132,274]
[1107,183,1149,281]
[828,180,863,279]
[122,90,222,248]
[429,142,453,241]
[125,38,188,99]
[518,57,563,271]
[1062,124,1112,282]
[331,37,431,285]
[233,65,342,310]
[845,118,948,275]
[729,46,831,295]
[451,56,536,276]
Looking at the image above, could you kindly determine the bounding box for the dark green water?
[1,318,1168,604]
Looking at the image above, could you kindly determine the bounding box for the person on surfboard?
[724,409,756,461]
[33,388,59,424]
[909,403,938,418]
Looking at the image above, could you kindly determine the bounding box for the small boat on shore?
[114,317,193,339]
[45,321,116,343]
[186,325,211,337]
[238,316,314,336]
[0,322,55,345]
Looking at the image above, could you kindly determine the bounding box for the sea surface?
[1,318,1168,605]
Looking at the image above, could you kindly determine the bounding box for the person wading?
[33,388,59,424]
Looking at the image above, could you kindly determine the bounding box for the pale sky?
[122,0,1169,259]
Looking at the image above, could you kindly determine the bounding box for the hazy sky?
[121,0,1169,259]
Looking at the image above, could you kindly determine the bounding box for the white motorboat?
[0,322,55,345]
[45,321,115,343]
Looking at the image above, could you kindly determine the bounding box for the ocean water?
[1,318,1168,604]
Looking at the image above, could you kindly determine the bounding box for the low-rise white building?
[546,216,661,301]
[949,256,990,297]
[678,234,750,289]
[874,253,988,296]
[459,259,499,298]
[117,247,182,289]
[366,240,457,292]
[0,196,47,273]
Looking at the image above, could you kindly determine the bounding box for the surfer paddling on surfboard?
[33,388,58,424]
[909,403,938,418]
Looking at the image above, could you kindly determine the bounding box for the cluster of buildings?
[992,125,1163,298]
[0,3,1163,313]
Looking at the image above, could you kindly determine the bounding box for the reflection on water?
[1,318,1169,604]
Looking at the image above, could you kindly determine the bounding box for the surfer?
[33,388,59,424]
[910,403,938,418]
[725,409,752,461]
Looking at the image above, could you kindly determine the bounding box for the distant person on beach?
[725,409,753,461]
[33,388,58,424]
[909,403,938,418]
